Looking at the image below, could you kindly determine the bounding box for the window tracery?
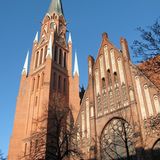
[101,118,136,160]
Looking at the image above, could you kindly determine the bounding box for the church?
[8,0,160,160]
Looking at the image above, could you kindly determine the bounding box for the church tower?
[8,0,80,159]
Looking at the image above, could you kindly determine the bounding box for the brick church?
[8,0,160,160]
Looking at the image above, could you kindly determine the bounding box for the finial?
[68,32,72,43]
[73,51,79,76]
[46,35,52,58]
[34,32,38,43]
[22,51,29,75]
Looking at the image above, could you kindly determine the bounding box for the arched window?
[37,75,40,89]
[41,72,44,86]
[44,45,48,62]
[100,118,136,160]
[152,139,160,160]
[54,46,58,62]
[39,48,43,65]
[24,143,27,156]
[58,75,61,91]
[63,78,66,93]
[64,52,66,68]
[59,49,62,65]
[32,78,35,91]
[35,51,39,68]
[53,72,57,89]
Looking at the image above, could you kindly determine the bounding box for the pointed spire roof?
[22,51,29,75]
[73,51,79,76]
[48,0,64,16]
[46,35,52,58]
[68,32,72,43]
[34,32,38,43]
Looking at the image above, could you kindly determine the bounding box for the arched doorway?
[152,139,160,160]
[100,118,136,160]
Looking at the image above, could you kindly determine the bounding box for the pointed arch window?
[37,75,40,89]
[44,45,48,62]
[59,49,62,65]
[35,51,39,68]
[41,72,44,86]
[54,46,58,62]
[39,48,43,65]
[32,78,35,91]
[53,72,57,89]
[63,78,66,94]
[58,75,61,91]
[64,52,66,68]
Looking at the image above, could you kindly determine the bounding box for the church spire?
[73,51,79,76]
[48,0,64,16]
[22,51,29,75]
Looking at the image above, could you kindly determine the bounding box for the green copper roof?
[48,0,64,15]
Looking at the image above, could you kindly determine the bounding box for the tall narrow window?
[41,72,44,86]
[39,48,43,65]
[53,72,57,89]
[37,75,40,89]
[35,51,39,68]
[44,45,47,62]
[59,49,62,65]
[24,143,27,156]
[58,75,61,91]
[64,52,66,68]
[32,78,35,91]
[54,46,58,62]
[63,78,66,94]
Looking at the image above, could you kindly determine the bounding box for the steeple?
[33,32,38,43]
[22,51,29,75]
[48,0,64,16]
[73,51,79,76]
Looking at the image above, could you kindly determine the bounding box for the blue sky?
[0,0,160,156]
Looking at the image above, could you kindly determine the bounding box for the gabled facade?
[76,33,160,160]
[8,0,80,159]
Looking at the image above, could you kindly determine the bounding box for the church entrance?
[152,139,160,160]
[100,118,137,160]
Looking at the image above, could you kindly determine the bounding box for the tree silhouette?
[22,99,83,160]
[131,18,160,62]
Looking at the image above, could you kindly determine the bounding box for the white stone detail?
[153,95,160,113]
[73,52,79,76]
[110,49,116,73]
[117,58,125,84]
[104,45,110,70]
[46,35,52,58]
[99,56,105,78]
[68,32,72,43]
[22,51,29,75]
[95,70,100,95]
[144,84,153,116]
[86,99,90,138]
[129,90,134,102]
[81,111,85,138]
[89,60,92,75]
[135,76,146,119]
[90,106,94,117]
[34,32,38,43]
